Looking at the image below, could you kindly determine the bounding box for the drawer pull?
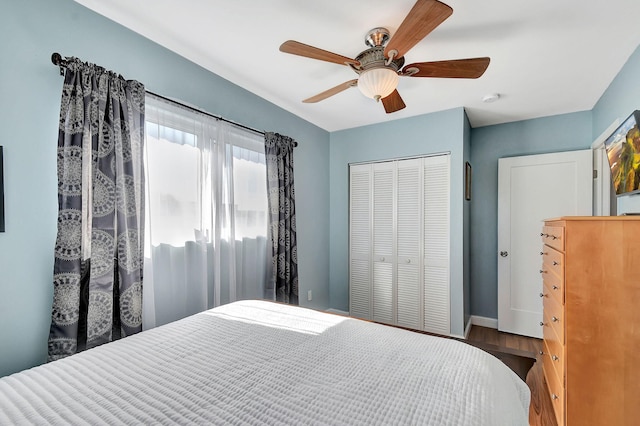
[551,235,558,240]
[552,393,559,400]
[553,260,559,266]
[552,285,559,290]
[552,316,559,322]
[539,350,544,355]
[552,355,559,361]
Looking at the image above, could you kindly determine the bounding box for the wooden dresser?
[540,216,640,426]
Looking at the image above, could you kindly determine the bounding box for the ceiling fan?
[279,0,490,114]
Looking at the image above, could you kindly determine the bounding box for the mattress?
[0,300,530,425]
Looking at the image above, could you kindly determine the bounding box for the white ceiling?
[74,0,640,132]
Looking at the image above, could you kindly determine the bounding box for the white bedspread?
[0,300,530,425]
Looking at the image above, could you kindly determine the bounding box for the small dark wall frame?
[0,146,4,232]
[465,161,472,201]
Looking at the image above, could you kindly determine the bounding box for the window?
[142,94,270,328]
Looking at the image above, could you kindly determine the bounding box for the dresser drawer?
[542,270,564,304]
[541,225,565,251]
[543,293,564,344]
[541,246,564,282]
[542,325,565,383]
[543,341,565,426]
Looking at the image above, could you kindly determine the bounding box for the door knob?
[500,251,508,257]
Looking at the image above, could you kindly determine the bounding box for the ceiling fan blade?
[280,40,360,66]
[303,79,359,103]
[384,0,453,59]
[381,90,406,113]
[403,57,490,78]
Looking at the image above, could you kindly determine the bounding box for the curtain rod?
[145,90,270,140]
[50,52,297,146]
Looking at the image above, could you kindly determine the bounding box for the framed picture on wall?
[0,146,4,232]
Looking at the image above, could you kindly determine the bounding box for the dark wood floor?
[466,326,557,426]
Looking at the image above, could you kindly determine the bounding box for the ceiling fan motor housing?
[351,47,405,74]
[354,28,405,74]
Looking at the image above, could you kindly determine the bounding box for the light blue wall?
[469,111,593,318]
[592,45,640,214]
[329,107,468,336]
[0,0,330,377]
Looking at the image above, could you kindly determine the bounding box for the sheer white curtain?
[143,94,272,329]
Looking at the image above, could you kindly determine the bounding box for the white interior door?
[349,163,372,319]
[372,162,395,325]
[423,154,450,335]
[396,158,422,329]
[498,150,592,338]
[349,154,451,334]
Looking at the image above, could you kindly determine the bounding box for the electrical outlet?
[307,290,312,301]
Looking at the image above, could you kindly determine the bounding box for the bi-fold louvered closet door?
[349,154,450,335]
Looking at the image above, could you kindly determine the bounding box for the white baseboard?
[470,315,498,329]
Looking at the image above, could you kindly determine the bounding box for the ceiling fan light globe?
[358,68,398,101]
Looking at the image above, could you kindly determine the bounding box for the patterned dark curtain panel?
[48,58,145,361]
[264,132,298,305]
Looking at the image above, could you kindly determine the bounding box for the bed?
[0,300,530,425]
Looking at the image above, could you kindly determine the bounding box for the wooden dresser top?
[544,215,640,222]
